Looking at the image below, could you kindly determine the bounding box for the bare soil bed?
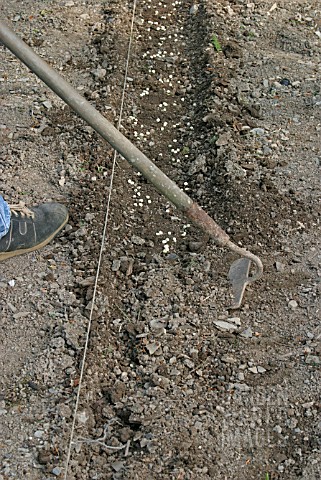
[0,1,320,479]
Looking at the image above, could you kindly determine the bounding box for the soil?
[0,0,320,479]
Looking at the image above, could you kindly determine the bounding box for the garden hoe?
[0,20,263,308]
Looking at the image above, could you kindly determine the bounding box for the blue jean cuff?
[0,196,11,240]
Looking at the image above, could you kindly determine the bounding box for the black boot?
[0,202,68,261]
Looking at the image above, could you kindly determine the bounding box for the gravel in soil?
[0,0,320,479]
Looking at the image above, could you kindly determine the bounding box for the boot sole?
[0,215,68,262]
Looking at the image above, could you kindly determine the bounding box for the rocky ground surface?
[0,0,320,479]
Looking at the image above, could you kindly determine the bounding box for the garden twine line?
[63,1,138,477]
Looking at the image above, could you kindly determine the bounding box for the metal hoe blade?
[228,257,251,309]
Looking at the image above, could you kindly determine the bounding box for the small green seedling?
[211,34,222,52]
[181,146,190,155]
